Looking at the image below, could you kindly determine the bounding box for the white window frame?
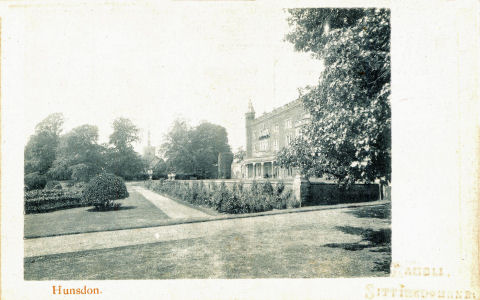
[285,119,292,129]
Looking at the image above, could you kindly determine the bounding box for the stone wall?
[176,178,294,191]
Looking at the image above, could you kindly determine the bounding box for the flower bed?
[144,179,296,214]
[24,189,85,214]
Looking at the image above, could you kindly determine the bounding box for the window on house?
[260,140,269,151]
[286,135,292,145]
[285,119,292,129]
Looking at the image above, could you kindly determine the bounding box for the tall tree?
[106,117,145,180]
[278,8,391,185]
[49,124,105,181]
[24,113,64,175]
[152,158,167,178]
[161,120,231,178]
[191,122,231,178]
[161,119,195,174]
[109,118,140,151]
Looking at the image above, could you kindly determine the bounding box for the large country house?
[235,100,310,179]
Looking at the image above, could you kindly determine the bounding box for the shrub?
[45,180,62,190]
[47,162,72,181]
[143,180,294,214]
[286,192,300,208]
[135,173,150,181]
[152,173,167,180]
[212,182,229,210]
[196,182,209,206]
[83,173,129,210]
[24,172,47,191]
[70,163,93,182]
[24,188,84,213]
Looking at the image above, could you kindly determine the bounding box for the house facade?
[239,99,310,179]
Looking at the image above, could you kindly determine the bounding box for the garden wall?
[178,179,293,192]
[305,182,380,206]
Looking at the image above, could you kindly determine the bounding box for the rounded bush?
[70,163,93,183]
[24,172,47,191]
[83,173,129,209]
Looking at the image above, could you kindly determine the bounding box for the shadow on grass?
[346,203,391,220]
[324,226,391,273]
[86,206,137,212]
[325,226,391,250]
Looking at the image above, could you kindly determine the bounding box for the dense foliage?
[24,172,47,191]
[278,8,391,185]
[83,173,129,209]
[106,118,147,180]
[145,180,295,214]
[151,158,168,179]
[50,124,105,181]
[109,118,140,151]
[24,188,84,214]
[24,113,64,176]
[161,119,232,179]
[25,114,148,183]
[218,152,233,179]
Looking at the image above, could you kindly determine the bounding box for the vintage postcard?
[1,0,478,299]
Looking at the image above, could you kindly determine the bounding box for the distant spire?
[147,130,151,147]
[248,99,255,113]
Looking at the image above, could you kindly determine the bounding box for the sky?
[22,3,324,153]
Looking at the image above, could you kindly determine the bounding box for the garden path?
[24,203,390,258]
[129,186,210,219]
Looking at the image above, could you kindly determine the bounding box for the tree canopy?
[24,113,65,175]
[49,124,104,181]
[109,117,140,151]
[25,115,148,183]
[161,119,231,178]
[278,8,391,185]
[106,117,145,180]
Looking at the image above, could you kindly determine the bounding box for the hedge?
[24,189,85,214]
[144,180,293,214]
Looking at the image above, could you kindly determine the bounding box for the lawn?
[24,191,169,238]
[25,203,391,279]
